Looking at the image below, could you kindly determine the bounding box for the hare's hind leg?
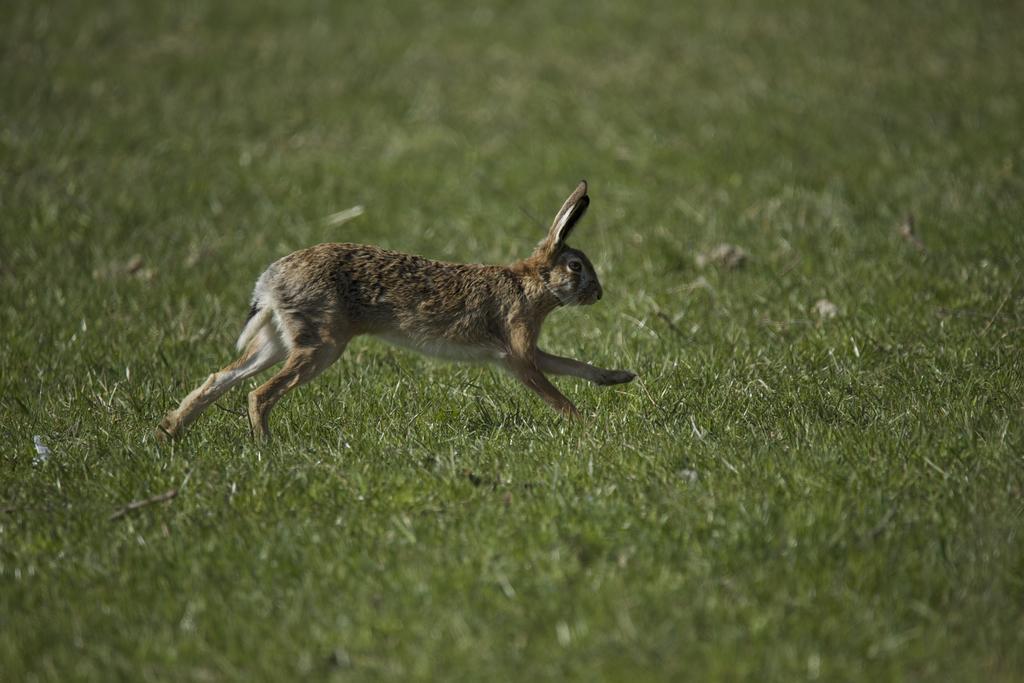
[247,340,348,441]
[158,326,287,440]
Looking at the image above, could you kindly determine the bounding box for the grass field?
[3,0,1023,680]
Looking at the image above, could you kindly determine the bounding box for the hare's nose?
[596,286,603,300]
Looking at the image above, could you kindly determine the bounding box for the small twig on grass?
[980,290,1011,337]
[635,376,667,416]
[12,395,31,416]
[654,310,683,336]
[779,256,802,277]
[109,488,179,521]
[866,505,898,541]
[323,205,365,227]
[758,317,813,332]
[897,214,927,253]
[214,403,247,418]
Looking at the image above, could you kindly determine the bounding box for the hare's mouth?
[551,284,599,307]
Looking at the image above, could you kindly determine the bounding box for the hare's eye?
[568,260,582,273]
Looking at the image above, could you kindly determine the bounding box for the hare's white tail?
[236,305,272,351]
[236,270,278,351]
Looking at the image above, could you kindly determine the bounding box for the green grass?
[3,0,1023,680]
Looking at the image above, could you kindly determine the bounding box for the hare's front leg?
[536,348,636,386]
[505,356,581,418]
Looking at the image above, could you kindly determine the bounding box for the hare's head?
[532,181,603,306]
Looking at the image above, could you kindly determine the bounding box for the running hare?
[158,180,636,441]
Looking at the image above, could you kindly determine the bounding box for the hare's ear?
[543,180,589,252]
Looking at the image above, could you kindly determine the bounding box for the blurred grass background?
[2,0,1023,680]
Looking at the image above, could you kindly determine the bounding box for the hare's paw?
[155,415,180,443]
[594,369,637,386]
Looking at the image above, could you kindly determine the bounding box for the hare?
[157,180,636,441]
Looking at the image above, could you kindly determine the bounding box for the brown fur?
[157,180,636,441]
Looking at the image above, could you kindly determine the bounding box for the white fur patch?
[377,333,505,363]
[554,204,578,243]
[236,306,272,351]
